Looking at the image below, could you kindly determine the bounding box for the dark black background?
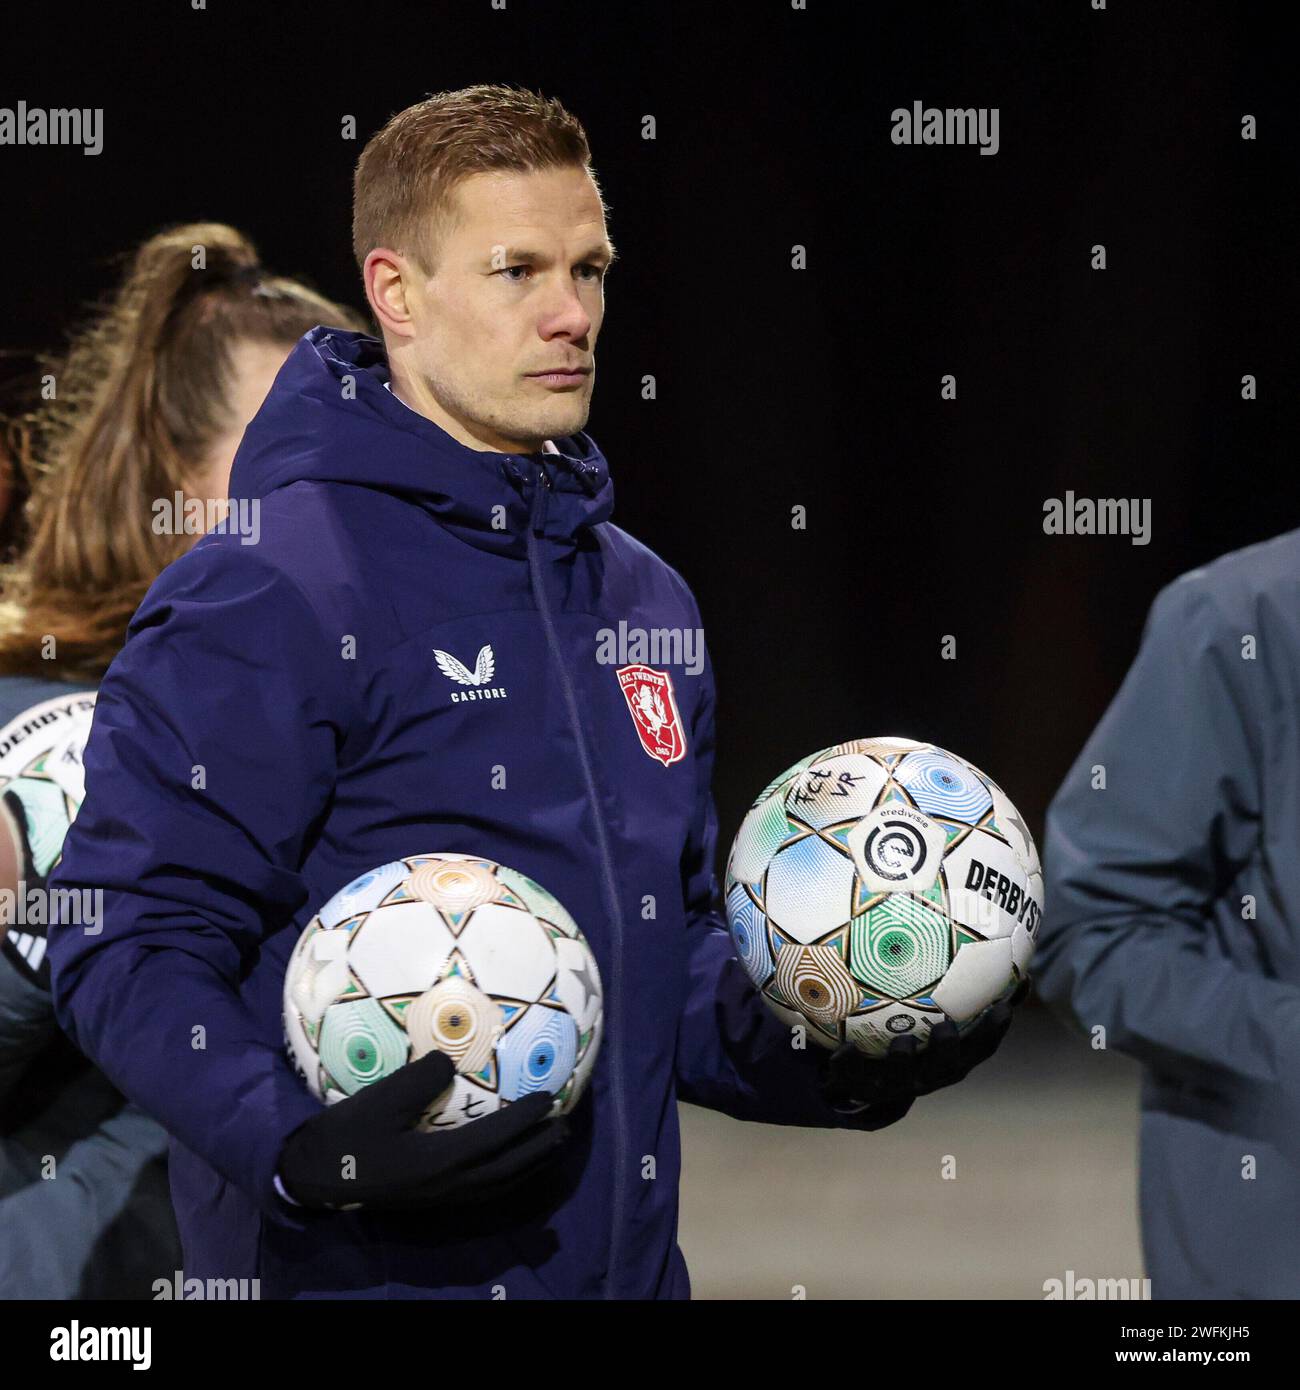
[2,0,1294,852]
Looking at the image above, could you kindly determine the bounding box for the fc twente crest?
[616,664,687,767]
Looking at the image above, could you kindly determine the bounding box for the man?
[49,85,1018,1299]
[1035,532,1300,1299]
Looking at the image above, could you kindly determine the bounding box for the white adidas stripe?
[9,931,45,971]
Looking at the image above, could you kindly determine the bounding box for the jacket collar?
[228,327,615,557]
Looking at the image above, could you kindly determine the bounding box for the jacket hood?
[228,326,614,555]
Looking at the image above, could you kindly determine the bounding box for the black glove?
[0,788,51,990]
[277,1050,571,1212]
[820,977,1031,1113]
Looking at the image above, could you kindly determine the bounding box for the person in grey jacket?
[0,677,174,1299]
[1035,528,1300,1300]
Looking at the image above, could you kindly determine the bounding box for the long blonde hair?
[0,222,367,681]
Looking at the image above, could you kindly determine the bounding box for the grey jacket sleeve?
[0,937,175,1299]
[0,1102,173,1299]
[1036,572,1300,1121]
[0,945,58,1107]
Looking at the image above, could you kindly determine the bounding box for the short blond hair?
[352,84,602,277]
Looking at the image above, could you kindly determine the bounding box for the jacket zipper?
[526,465,630,1299]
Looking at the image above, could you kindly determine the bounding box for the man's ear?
[0,789,23,943]
[363,248,420,343]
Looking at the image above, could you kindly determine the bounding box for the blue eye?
[497,264,605,283]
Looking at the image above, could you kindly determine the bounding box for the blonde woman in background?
[0,223,364,1298]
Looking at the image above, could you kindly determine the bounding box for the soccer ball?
[0,695,97,879]
[283,853,603,1129]
[725,736,1040,1056]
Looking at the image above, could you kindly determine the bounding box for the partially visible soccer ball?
[283,853,603,1129]
[725,736,1040,1056]
[0,694,97,879]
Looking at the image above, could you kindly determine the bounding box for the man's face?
[378,165,613,454]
